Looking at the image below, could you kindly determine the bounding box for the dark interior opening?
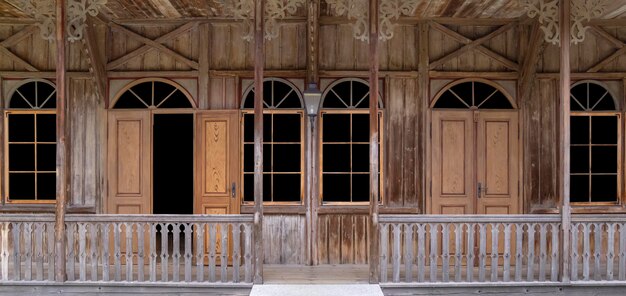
[153,114,194,214]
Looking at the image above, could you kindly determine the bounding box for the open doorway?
[153,113,194,214]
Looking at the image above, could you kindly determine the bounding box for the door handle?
[477,182,488,198]
[231,182,236,198]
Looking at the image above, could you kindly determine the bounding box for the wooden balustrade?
[0,214,254,285]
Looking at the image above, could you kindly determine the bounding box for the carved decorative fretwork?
[325,0,419,42]
[521,0,609,44]
[17,0,107,42]
[221,0,306,41]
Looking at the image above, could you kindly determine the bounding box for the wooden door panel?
[431,111,474,215]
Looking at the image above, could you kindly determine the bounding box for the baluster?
[137,223,145,282]
[379,224,388,283]
[243,224,252,283]
[404,224,414,282]
[429,223,438,282]
[160,223,169,282]
[149,223,157,282]
[454,223,462,282]
[606,223,616,281]
[220,224,228,283]
[490,223,499,282]
[67,223,76,281]
[78,223,87,281]
[526,223,535,281]
[466,223,475,282]
[571,223,579,281]
[90,224,98,281]
[515,224,523,282]
[593,223,602,280]
[125,223,133,281]
[23,222,32,281]
[503,223,511,282]
[208,224,216,282]
[184,223,192,282]
[416,224,426,282]
[34,223,44,281]
[102,223,110,281]
[172,223,181,282]
[441,223,450,282]
[583,223,590,281]
[195,223,204,282]
[539,223,547,281]
[550,223,559,282]
[12,222,21,281]
[1,223,9,280]
[46,223,54,281]
[478,223,486,282]
[618,223,626,281]
[232,223,241,283]
[392,224,401,283]
[114,223,122,281]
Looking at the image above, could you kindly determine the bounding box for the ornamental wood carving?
[325,0,419,42]
[221,0,306,41]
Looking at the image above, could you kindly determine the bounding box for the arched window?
[112,79,194,109]
[570,81,621,204]
[320,79,382,203]
[241,78,304,203]
[433,80,514,109]
[5,80,57,203]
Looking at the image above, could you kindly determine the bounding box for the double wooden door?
[430,110,519,215]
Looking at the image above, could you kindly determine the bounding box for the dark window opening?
[153,114,194,214]
[433,81,513,109]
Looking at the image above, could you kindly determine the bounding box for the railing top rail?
[378,214,562,223]
[571,214,626,223]
[0,214,254,223]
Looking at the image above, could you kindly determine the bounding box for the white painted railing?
[0,214,255,285]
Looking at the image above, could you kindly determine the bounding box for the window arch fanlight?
[112,78,195,109]
[431,79,515,109]
[5,79,57,203]
[320,78,383,204]
[241,78,304,204]
[569,81,621,204]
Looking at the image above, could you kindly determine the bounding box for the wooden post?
[55,0,68,282]
[369,0,380,284]
[253,0,265,284]
[559,0,571,283]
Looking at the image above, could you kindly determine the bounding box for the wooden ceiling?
[1,0,626,21]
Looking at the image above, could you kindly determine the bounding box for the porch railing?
[0,214,255,285]
[379,214,626,285]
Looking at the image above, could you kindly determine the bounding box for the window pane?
[352,144,369,173]
[352,114,370,142]
[322,114,349,142]
[273,144,301,172]
[273,174,301,202]
[36,114,56,142]
[9,144,35,171]
[264,174,271,202]
[8,114,35,142]
[352,81,370,108]
[591,116,617,144]
[243,114,254,142]
[570,116,589,145]
[244,144,254,172]
[153,82,176,106]
[273,114,301,142]
[322,174,350,202]
[352,174,370,202]
[479,91,513,109]
[130,82,153,105]
[37,144,56,171]
[264,114,272,142]
[8,173,35,200]
[571,84,588,110]
[474,82,496,106]
[591,146,617,174]
[37,173,56,200]
[323,144,350,172]
[113,91,148,109]
[17,83,36,107]
[321,90,347,108]
[243,174,254,202]
[570,146,589,174]
[591,175,617,202]
[158,90,192,108]
[264,144,271,172]
[434,90,468,109]
[570,175,589,202]
[451,82,473,106]
[588,83,614,111]
[37,82,56,109]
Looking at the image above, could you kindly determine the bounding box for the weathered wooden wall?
[263,214,306,264]
[317,214,369,264]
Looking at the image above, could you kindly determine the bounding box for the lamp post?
[303,82,321,265]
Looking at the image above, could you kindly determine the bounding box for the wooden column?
[253,0,265,284]
[369,0,380,284]
[559,0,571,283]
[55,0,68,282]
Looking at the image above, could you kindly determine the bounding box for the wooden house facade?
[0,0,626,292]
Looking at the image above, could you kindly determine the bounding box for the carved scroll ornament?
[18,0,107,42]
[522,0,608,45]
[222,0,306,41]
